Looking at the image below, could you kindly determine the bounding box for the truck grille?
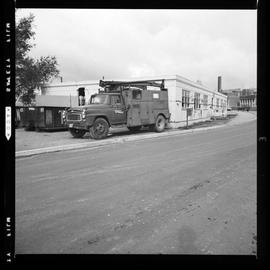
[67,114,81,121]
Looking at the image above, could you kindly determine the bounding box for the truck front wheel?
[153,114,166,132]
[70,128,86,138]
[89,118,109,139]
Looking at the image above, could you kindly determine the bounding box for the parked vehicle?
[16,95,78,131]
[18,106,68,131]
[65,80,170,139]
[238,106,250,111]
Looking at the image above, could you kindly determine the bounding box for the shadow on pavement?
[73,114,238,140]
[82,127,154,140]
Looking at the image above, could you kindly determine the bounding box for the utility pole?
[186,108,192,128]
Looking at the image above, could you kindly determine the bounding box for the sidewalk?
[226,111,257,126]
[15,111,256,158]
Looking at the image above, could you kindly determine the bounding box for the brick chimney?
[218,76,222,92]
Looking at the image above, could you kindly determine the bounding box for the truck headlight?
[82,109,86,119]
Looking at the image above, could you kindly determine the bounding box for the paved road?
[15,120,257,254]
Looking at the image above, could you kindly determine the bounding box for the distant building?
[239,88,257,110]
[221,88,241,109]
[221,88,242,96]
[221,88,257,110]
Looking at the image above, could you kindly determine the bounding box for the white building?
[40,74,227,128]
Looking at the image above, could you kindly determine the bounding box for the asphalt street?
[15,120,257,254]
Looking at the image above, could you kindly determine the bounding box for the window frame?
[182,89,190,108]
[194,92,200,109]
[203,94,208,109]
[110,95,122,105]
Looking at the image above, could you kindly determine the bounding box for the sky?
[16,9,257,90]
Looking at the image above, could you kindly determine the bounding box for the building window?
[182,90,190,108]
[216,98,220,108]
[222,100,226,109]
[203,95,208,109]
[194,92,200,109]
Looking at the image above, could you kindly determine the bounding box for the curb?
[16,129,194,158]
[16,114,256,158]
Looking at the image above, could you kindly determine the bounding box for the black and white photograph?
[3,1,265,263]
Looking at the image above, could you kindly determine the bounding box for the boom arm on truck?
[99,79,167,92]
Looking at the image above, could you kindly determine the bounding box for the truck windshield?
[90,95,108,104]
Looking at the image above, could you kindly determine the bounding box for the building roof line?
[42,74,227,98]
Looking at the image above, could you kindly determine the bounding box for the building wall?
[41,81,100,103]
[239,94,257,109]
[167,75,227,128]
[222,88,257,110]
[221,88,242,97]
[41,75,227,128]
[226,95,240,109]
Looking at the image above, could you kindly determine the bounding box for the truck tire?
[128,126,141,132]
[153,114,166,132]
[70,128,86,138]
[89,118,109,140]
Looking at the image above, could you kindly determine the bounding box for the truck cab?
[65,80,170,139]
[89,92,127,125]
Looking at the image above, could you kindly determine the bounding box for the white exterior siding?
[166,75,227,128]
[41,75,227,128]
[41,81,100,103]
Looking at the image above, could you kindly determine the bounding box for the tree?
[16,13,60,105]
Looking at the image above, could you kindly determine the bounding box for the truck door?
[110,95,126,124]
[139,91,152,125]
[126,89,142,127]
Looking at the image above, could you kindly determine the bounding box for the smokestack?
[218,76,222,92]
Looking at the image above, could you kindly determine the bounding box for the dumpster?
[16,95,78,131]
[19,106,67,131]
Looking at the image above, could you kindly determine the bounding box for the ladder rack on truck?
[99,79,167,92]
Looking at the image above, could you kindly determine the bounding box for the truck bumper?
[67,121,88,130]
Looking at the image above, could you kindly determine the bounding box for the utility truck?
[64,79,170,139]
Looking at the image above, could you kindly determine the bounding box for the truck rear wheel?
[89,118,109,140]
[153,114,166,132]
[70,128,86,138]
